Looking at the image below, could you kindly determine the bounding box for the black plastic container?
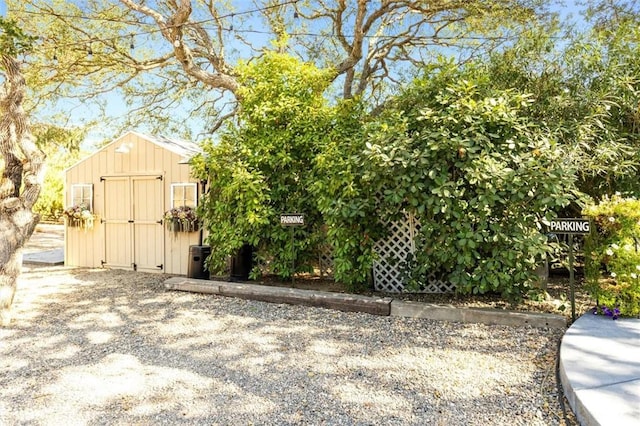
[187,245,211,279]
[230,244,253,281]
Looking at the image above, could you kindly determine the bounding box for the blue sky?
[0,0,6,17]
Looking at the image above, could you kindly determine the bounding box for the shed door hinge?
[132,263,137,271]
[157,264,163,270]
[156,175,163,181]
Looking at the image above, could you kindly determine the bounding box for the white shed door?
[103,175,164,271]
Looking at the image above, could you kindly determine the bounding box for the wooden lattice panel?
[318,244,334,278]
[373,213,456,293]
[421,272,456,293]
[373,214,416,293]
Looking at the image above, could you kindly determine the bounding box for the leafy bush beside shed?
[195,56,577,301]
[317,66,577,300]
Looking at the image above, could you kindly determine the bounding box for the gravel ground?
[0,265,577,425]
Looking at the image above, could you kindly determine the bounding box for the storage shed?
[64,131,204,275]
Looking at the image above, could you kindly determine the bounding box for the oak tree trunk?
[0,53,45,327]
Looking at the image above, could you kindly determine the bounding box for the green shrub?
[33,149,79,222]
[583,195,640,317]
[193,53,334,279]
[318,65,577,300]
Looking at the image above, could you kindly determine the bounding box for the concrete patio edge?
[164,277,566,329]
[559,313,640,426]
[22,248,64,266]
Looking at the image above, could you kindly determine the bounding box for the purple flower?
[594,305,622,320]
[613,307,621,320]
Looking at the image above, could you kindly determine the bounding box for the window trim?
[70,183,93,211]
[170,182,198,208]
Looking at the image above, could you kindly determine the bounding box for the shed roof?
[135,131,202,162]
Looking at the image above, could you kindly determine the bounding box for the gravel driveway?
[1,265,574,425]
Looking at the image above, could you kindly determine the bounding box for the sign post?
[548,218,591,322]
[280,214,305,285]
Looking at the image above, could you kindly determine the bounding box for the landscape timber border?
[164,277,567,329]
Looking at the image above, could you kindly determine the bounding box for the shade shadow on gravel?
[0,267,576,425]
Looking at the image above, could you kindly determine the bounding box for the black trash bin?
[230,244,253,281]
[188,245,211,279]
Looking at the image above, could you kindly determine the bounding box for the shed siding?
[65,132,202,275]
[164,149,198,276]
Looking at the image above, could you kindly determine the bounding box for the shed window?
[171,183,197,208]
[71,184,93,210]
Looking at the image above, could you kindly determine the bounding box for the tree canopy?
[478,8,640,199]
[6,0,551,137]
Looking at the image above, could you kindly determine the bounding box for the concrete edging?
[164,277,566,329]
[390,300,567,328]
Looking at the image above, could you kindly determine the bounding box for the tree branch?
[120,0,240,94]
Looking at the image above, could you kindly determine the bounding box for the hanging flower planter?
[63,204,95,230]
[164,206,200,233]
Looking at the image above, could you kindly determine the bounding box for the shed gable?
[66,132,194,176]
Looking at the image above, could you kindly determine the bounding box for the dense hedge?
[317,66,577,299]
[192,53,334,278]
[195,56,578,300]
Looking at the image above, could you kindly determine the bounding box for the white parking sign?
[548,218,590,235]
